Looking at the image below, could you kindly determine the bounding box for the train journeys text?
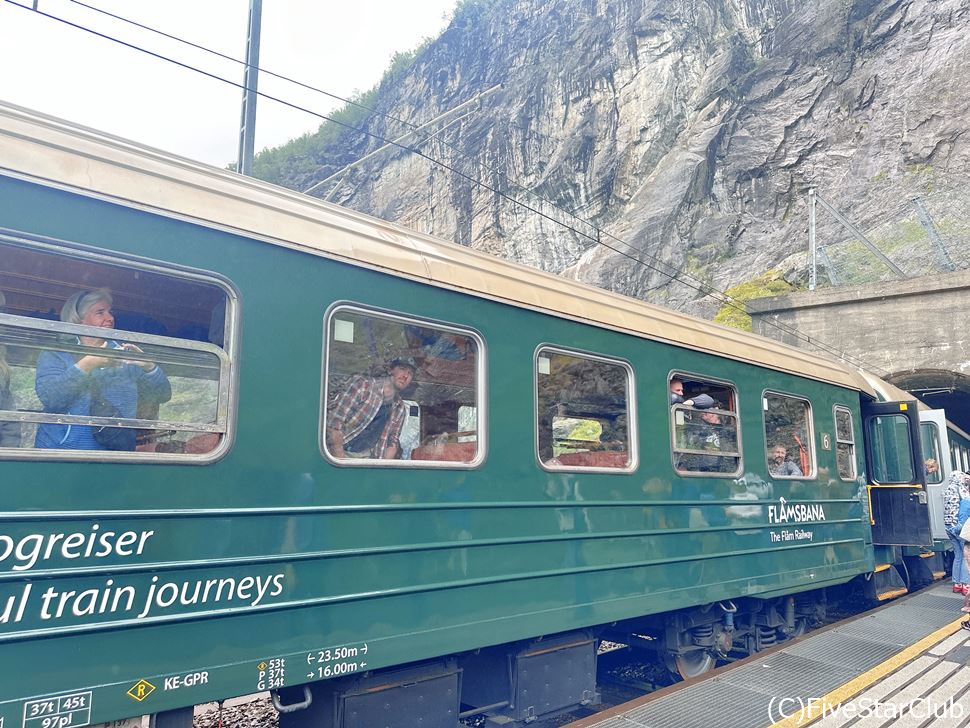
[0,523,289,627]
[1,573,286,625]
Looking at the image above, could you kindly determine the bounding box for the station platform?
[569,583,969,728]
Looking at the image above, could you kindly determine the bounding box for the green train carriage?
[0,102,935,728]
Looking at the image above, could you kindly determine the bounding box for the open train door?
[919,408,950,542]
[862,399,932,546]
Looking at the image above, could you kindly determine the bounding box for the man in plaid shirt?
[327,357,415,459]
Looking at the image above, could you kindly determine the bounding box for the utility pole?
[808,188,817,291]
[237,0,262,176]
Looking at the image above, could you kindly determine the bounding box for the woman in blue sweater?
[34,288,171,451]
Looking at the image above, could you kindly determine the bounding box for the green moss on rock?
[714,270,795,331]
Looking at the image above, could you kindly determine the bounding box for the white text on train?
[767,497,826,524]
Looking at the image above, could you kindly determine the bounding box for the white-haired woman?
[34,288,171,450]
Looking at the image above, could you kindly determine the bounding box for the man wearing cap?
[327,357,416,459]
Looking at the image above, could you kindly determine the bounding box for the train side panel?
[0,171,874,723]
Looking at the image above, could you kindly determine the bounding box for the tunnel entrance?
[886,369,970,434]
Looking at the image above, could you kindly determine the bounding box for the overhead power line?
[42,0,727,295]
[2,0,891,376]
[63,0,430,133]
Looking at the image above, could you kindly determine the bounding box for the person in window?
[327,357,415,460]
[680,408,734,472]
[0,292,21,448]
[925,458,940,481]
[34,288,171,451]
[669,378,714,409]
[768,444,803,477]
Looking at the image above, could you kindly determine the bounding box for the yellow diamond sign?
[127,679,156,702]
[257,662,267,671]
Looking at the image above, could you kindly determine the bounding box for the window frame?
[833,404,857,481]
[920,421,943,484]
[668,370,743,478]
[533,344,638,474]
[864,412,920,485]
[320,302,487,469]
[762,389,817,480]
[0,231,238,464]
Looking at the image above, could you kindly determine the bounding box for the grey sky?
[0,0,457,166]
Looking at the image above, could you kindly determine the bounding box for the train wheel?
[664,648,715,680]
[778,617,807,641]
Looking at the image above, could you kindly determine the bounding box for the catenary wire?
[63,0,423,134]
[11,0,886,375]
[63,0,591,228]
[4,0,889,375]
[51,1,790,308]
[65,0,581,159]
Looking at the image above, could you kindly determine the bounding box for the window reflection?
[536,349,633,470]
[764,393,814,478]
[324,309,481,465]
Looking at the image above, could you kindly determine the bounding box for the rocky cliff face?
[273,0,970,316]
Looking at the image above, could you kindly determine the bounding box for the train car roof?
[858,372,925,408]
[0,101,875,395]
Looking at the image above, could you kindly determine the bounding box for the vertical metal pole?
[808,187,817,291]
[912,196,957,272]
[817,246,840,286]
[237,0,262,176]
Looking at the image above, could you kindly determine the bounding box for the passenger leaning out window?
[34,288,171,451]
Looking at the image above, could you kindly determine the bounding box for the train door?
[862,400,931,546]
[919,409,949,542]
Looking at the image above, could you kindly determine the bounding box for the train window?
[763,392,814,478]
[322,305,484,467]
[867,414,916,483]
[535,347,635,472]
[920,422,942,484]
[670,373,740,476]
[0,235,234,461]
[834,406,856,480]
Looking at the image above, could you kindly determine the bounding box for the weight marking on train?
[125,680,155,702]
[257,658,285,690]
[22,691,92,728]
